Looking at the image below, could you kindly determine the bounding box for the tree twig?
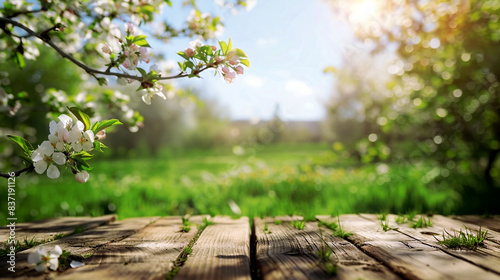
[0,165,34,178]
[0,17,214,82]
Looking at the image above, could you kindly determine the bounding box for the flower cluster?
[98,22,151,72]
[17,108,122,183]
[27,245,62,272]
[179,38,249,84]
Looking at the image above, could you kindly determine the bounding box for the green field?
[0,143,486,226]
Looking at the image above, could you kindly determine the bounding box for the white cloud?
[285,79,314,96]
[242,74,264,88]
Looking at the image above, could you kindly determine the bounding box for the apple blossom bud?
[123,60,130,68]
[235,65,244,75]
[96,130,106,140]
[215,56,222,63]
[224,71,236,83]
[221,66,230,74]
[230,60,238,66]
[75,171,90,183]
[124,50,129,57]
[185,48,195,57]
[211,45,217,51]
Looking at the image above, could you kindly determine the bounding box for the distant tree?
[326,0,500,186]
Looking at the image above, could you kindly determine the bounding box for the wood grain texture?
[256,216,401,280]
[359,214,500,276]
[176,216,251,280]
[0,217,158,279]
[56,216,208,280]
[318,214,500,280]
[0,215,116,246]
[451,215,500,233]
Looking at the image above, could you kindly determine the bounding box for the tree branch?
[5,9,44,19]
[0,165,34,178]
[0,17,214,82]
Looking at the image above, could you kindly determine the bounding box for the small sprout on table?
[410,216,433,229]
[291,220,305,230]
[180,216,192,232]
[274,219,282,225]
[332,216,353,238]
[395,214,407,224]
[435,226,488,250]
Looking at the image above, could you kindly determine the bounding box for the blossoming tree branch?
[0,0,250,183]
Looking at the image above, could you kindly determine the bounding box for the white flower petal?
[35,262,46,272]
[70,260,85,268]
[48,258,58,271]
[59,129,69,142]
[52,152,66,165]
[142,94,151,105]
[48,134,59,143]
[49,121,57,135]
[156,92,166,100]
[84,130,95,143]
[39,141,54,156]
[82,142,93,152]
[56,142,65,151]
[27,252,41,264]
[47,165,60,179]
[73,143,83,152]
[59,114,73,127]
[75,121,84,132]
[31,150,43,161]
[34,160,47,174]
[51,245,62,257]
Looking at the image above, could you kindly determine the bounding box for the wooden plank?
[0,215,116,246]
[432,215,500,245]
[450,215,500,236]
[0,216,159,279]
[318,214,500,280]
[359,214,500,276]
[55,216,207,280]
[176,216,251,280]
[256,216,401,280]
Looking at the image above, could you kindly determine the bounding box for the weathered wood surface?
[255,216,401,280]
[1,214,500,280]
[0,215,116,246]
[1,216,159,279]
[451,215,500,233]
[317,214,500,280]
[57,216,207,280]
[176,216,251,280]
[358,214,500,275]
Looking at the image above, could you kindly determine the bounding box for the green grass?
[291,220,305,230]
[410,216,433,229]
[0,143,473,225]
[436,227,488,250]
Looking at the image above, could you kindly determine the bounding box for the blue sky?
[157,1,354,121]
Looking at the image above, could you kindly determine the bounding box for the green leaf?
[92,119,122,134]
[15,52,25,69]
[72,151,93,160]
[7,135,33,154]
[137,67,147,77]
[228,38,232,51]
[68,107,91,131]
[240,59,250,68]
[177,51,189,60]
[235,48,247,58]
[165,0,172,6]
[219,40,228,55]
[132,35,151,47]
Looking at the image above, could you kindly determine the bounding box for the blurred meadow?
[1,0,500,225]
